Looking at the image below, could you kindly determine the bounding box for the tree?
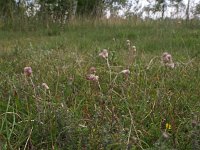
[124,0,142,19]
[35,0,75,26]
[186,0,191,21]
[155,0,167,19]
[76,0,128,17]
[0,0,16,23]
[194,2,200,18]
[146,0,168,19]
[169,0,185,18]
[0,0,129,29]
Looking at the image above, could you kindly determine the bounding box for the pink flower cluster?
[162,52,175,68]
[24,67,32,76]
[99,49,108,59]
[86,67,99,82]
[86,74,99,82]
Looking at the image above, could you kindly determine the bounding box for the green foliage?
[0,0,16,21]
[194,3,200,16]
[76,0,128,17]
[0,0,15,16]
[77,0,101,16]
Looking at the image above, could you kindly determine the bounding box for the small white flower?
[132,46,136,52]
[42,83,49,90]
[99,49,108,59]
[121,69,130,75]
[126,40,131,46]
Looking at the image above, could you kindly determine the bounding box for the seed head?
[89,67,96,74]
[121,69,130,75]
[42,83,49,90]
[132,46,136,52]
[24,67,32,77]
[162,52,172,64]
[126,40,131,46]
[162,52,175,68]
[99,49,108,59]
[86,74,99,82]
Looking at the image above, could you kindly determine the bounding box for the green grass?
[0,20,200,149]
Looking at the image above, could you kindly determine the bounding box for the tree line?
[0,0,199,28]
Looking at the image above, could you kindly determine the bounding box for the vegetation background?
[0,0,200,149]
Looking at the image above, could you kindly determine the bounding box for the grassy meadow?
[0,19,200,149]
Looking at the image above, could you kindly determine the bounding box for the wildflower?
[162,52,172,64]
[126,40,131,46]
[120,69,130,80]
[89,67,96,74]
[121,69,130,75]
[99,49,108,59]
[162,52,175,68]
[162,131,170,139]
[86,74,99,82]
[132,46,136,52]
[24,67,32,77]
[165,123,172,130]
[42,83,49,90]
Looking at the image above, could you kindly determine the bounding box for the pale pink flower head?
[162,52,175,68]
[42,83,49,90]
[99,49,108,59]
[86,74,99,82]
[162,52,172,64]
[89,67,96,74]
[24,67,32,77]
[121,69,130,75]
